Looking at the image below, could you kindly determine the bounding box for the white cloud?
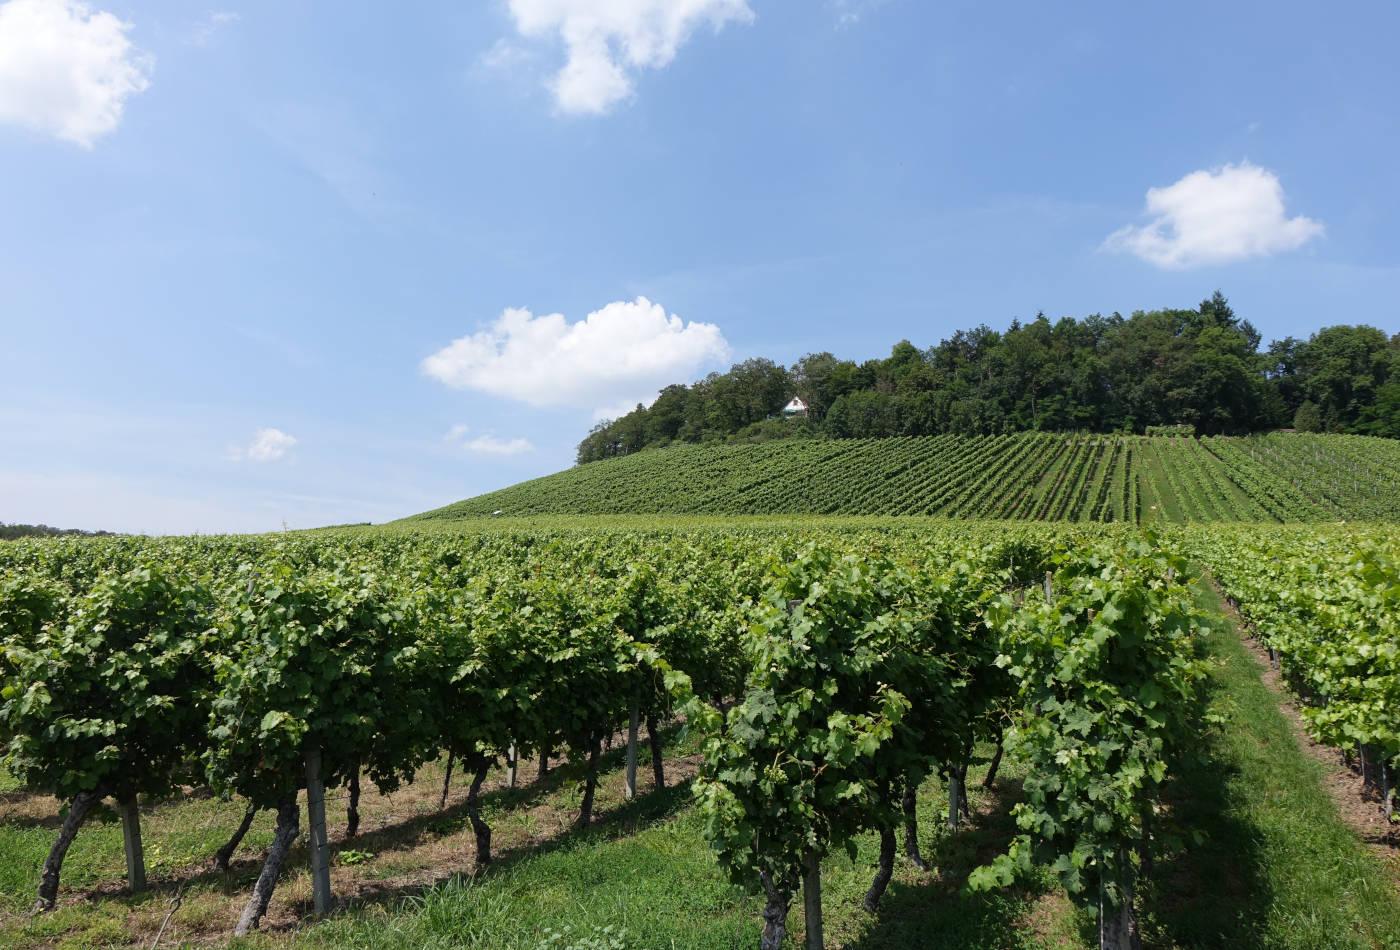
[830,0,890,28]
[230,427,298,463]
[444,426,535,457]
[480,37,534,72]
[500,0,754,115]
[190,9,238,47]
[423,296,730,414]
[0,0,152,147]
[1104,162,1324,269]
[592,400,646,422]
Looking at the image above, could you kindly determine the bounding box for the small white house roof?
[782,397,808,414]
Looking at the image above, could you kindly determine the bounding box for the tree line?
[0,523,115,541]
[578,293,1400,463]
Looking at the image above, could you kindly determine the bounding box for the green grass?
[1137,579,1400,949]
[410,433,1400,523]
[1,742,1079,949]
[0,794,278,918]
[282,752,1075,950]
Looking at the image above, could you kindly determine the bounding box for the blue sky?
[1,0,1396,534]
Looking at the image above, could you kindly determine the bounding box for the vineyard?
[2,520,1400,949]
[414,432,1400,523]
[1187,526,1400,803]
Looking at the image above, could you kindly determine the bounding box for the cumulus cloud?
[229,427,298,463]
[423,297,730,414]
[0,0,152,147]
[445,426,535,457]
[1104,162,1324,269]
[500,0,754,114]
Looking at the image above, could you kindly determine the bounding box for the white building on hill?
[782,397,808,417]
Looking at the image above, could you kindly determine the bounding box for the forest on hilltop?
[578,293,1400,463]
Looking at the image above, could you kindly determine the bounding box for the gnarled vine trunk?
[234,795,300,936]
[576,737,602,829]
[759,870,791,950]
[901,782,927,870]
[983,737,1005,788]
[346,770,361,839]
[215,802,258,872]
[802,848,824,950]
[467,760,492,871]
[863,822,896,913]
[33,788,105,913]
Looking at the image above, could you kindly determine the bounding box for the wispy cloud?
[444,425,534,457]
[189,9,238,47]
[830,0,891,28]
[229,427,298,463]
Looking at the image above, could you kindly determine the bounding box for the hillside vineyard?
[416,432,1400,522]
[3,522,1399,949]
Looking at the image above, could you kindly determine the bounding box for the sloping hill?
[412,432,1400,523]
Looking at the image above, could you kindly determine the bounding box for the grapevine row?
[418,433,1400,523]
[1,525,1210,949]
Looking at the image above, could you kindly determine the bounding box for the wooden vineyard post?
[507,744,518,789]
[119,795,147,894]
[946,772,962,831]
[1044,570,1054,603]
[647,712,665,789]
[802,848,824,950]
[1098,850,1139,950]
[624,698,640,801]
[1384,759,1394,822]
[440,751,454,810]
[304,746,332,917]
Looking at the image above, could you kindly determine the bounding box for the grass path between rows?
[4,577,1400,949]
[1137,580,1400,948]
